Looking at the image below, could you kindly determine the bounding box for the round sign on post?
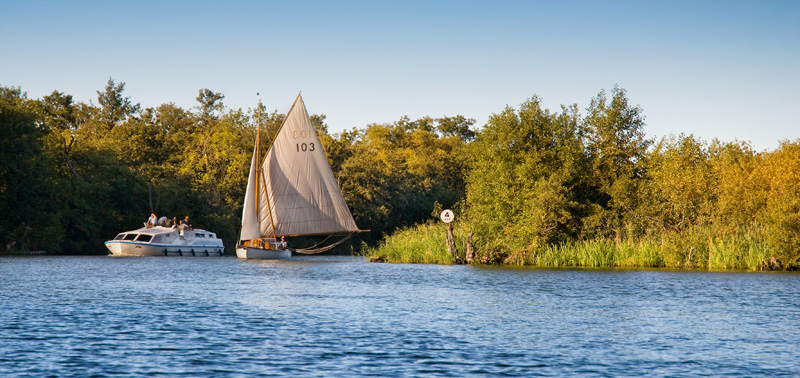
[439,209,454,223]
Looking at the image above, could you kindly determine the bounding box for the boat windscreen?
[136,234,153,242]
[123,234,137,241]
[114,234,125,240]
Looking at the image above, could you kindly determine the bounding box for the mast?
[258,97,279,244]
[255,99,260,219]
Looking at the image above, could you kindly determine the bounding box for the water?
[1,256,799,377]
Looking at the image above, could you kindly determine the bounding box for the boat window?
[136,234,153,242]
[151,235,162,243]
[197,233,205,238]
[114,234,125,240]
[209,234,216,238]
[123,234,137,241]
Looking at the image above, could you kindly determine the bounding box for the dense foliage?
[0,80,468,254]
[2,80,798,269]
[372,87,800,270]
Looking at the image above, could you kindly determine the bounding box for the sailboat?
[236,94,363,259]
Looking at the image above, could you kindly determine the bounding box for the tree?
[754,140,800,267]
[39,90,80,178]
[0,86,64,252]
[583,86,649,240]
[337,116,470,241]
[638,134,714,233]
[464,96,587,262]
[707,139,760,232]
[436,115,476,141]
[97,77,140,129]
[196,88,225,123]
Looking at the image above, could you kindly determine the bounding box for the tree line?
[453,88,800,269]
[1,80,798,269]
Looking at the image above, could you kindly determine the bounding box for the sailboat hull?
[236,246,291,260]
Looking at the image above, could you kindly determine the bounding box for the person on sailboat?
[146,213,157,229]
[279,237,287,250]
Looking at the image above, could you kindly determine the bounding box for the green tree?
[38,90,81,178]
[583,86,649,240]
[0,86,64,252]
[196,88,225,126]
[638,134,714,234]
[97,77,140,129]
[754,140,800,267]
[464,96,587,263]
[337,116,470,241]
[436,115,476,141]
[707,139,760,232]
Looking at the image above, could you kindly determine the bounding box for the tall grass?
[369,222,783,270]
[510,239,664,268]
[365,222,459,264]
[505,228,779,270]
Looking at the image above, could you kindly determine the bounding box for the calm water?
[1,256,799,377]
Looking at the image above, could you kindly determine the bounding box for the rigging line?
[295,235,335,250]
[293,234,354,255]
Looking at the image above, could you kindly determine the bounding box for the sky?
[2,0,798,151]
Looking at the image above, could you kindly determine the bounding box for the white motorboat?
[105,226,224,257]
[236,94,364,259]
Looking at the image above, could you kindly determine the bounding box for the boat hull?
[236,246,291,260]
[105,241,224,257]
[104,226,224,257]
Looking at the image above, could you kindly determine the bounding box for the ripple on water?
[1,256,799,376]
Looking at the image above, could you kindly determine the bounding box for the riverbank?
[0,250,48,256]
[365,223,793,271]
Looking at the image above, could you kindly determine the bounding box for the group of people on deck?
[248,236,288,250]
[146,214,192,231]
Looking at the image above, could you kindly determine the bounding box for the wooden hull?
[236,246,291,260]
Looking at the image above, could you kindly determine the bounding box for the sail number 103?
[296,142,315,152]
[292,130,315,152]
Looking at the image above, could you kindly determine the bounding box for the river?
[1,255,798,376]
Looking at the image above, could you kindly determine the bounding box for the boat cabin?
[112,227,218,244]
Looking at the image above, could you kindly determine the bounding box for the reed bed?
[365,223,457,264]
[368,223,784,270]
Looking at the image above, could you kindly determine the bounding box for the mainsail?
[240,145,261,240]
[241,94,359,241]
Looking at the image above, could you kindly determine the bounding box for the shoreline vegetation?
[365,222,783,271]
[2,81,799,270]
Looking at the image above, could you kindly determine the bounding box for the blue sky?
[2,0,798,151]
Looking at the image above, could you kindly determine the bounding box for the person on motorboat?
[178,219,189,238]
[146,213,157,229]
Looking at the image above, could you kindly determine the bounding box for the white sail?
[257,94,359,237]
[240,146,261,240]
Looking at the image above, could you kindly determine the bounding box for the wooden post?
[446,223,460,264]
[465,232,474,265]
